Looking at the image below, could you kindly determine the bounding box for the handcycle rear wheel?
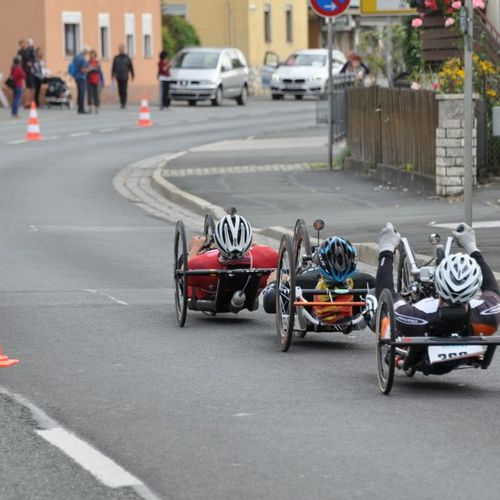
[203,214,216,247]
[276,234,296,352]
[376,289,396,394]
[174,220,188,327]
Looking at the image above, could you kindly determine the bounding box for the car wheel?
[294,95,303,100]
[211,87,223,106]
[236,85,248,105]
[188,100,197,106]
[271,94,283,101]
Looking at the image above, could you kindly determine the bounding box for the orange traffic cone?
[26,101,42,141]
[138,94,153,127]
[0,345,19,368]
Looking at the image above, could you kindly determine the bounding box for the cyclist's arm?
[188,236,206,260]
[471,251,499,295]
[375,250,396,299]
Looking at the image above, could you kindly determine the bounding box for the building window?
[264,4,271,43]
[125,13,135,57]
[98,13,110,59]
[62,11,82,57]
[162,4,187,17]
[142,13,153,58]
[286,5,293,43]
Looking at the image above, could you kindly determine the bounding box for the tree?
[162,15,200,57]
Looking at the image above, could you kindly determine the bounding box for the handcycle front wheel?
[376,289,396,394]
[174,220,188,327]
[276,234,296,352]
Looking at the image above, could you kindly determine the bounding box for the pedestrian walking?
[87,49,103,114]
[111,44,134,109]
[33,47,48,108]
[157,50,171,110]
[10,56,26,117]
[71,47,89,114]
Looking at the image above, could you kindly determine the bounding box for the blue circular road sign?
[309,0,351,17]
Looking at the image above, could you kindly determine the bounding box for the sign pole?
[328,17,334,169]
[463,0,473,226]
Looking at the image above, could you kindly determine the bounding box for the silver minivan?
[168,47,250,106]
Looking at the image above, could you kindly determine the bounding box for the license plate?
[428,344,487,364]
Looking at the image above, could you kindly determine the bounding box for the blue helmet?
[315,236,357,283]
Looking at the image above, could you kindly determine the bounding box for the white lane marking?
[0,386,161,500]
[430,220,500,229]
[233,412,253,417]
[69,131,90,137]
[37,428,142,488]
[99,128,116,133]
[29,225,39,232]
[83,289,129,306]
[7,139,26,145]
[44,135,59,141]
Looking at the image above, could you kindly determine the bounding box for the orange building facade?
[0,0,162,104]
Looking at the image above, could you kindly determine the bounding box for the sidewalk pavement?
[124,126,500,274]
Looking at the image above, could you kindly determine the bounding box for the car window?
[230,51,244,69]
[172,51,220,69]
[284,53,327,67]
[220,53,233,71]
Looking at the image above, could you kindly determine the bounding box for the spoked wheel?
[396,242,416,301]
[276,234,296,352]
[203,214,216,248]
[376,289,396,394]
[174,220,188,327]
[293,219,312,271]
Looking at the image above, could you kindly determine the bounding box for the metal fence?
[316,75,356,141]
[478,75,500,178]
[346,87,439,176]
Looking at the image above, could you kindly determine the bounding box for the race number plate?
[428,344,487,364]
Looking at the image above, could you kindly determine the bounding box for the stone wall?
[435,94,477,196]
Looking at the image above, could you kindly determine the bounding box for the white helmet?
[214,214,253,259]
[434,253,482,304]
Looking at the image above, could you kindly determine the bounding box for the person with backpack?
[111,44,134,109]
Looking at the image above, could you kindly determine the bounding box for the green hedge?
[162,15,200,58]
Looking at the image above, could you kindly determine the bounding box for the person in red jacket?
[157,50,171,110]
[10,56,26,117]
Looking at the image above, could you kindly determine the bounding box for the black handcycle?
[376,230,500,394]
[275,219,375,352]
[174,214,275,327]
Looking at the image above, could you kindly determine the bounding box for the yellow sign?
[360,0,416,15]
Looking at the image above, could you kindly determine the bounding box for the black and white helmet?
[214,214,253,259]
[434,253,483,304]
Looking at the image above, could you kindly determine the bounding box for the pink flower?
[425,0,439,9]
[447,7,453,13]
[412,18,423,28]
[472,0,485,9]
[432,82,440,90]
[451,1,462,8]
[444,17,455,27]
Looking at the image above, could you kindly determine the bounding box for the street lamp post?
[462,0,474,226]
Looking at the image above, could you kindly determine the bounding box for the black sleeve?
[375,250,396,299]
[340,62,348,74]
[361,62,370,75]
[129,58,135,78]
[471,251,499,294]
[111,57,116,78]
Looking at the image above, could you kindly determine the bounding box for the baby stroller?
[45,76,72,109]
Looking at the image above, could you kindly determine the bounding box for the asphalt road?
[1,99,500,500]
